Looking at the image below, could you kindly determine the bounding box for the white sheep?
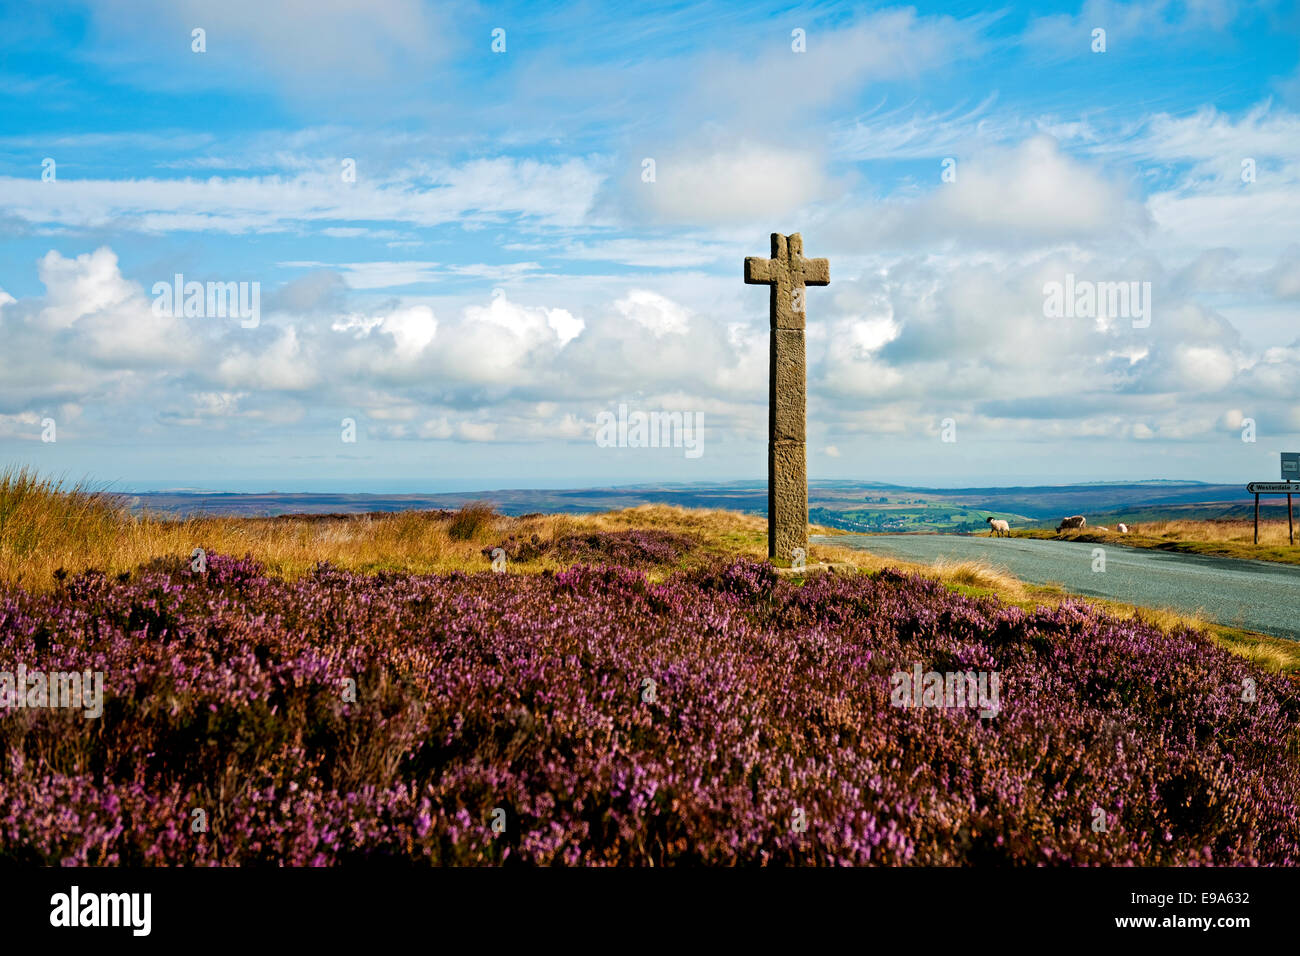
[1117,523,1129,534]
[985,517,1010,537]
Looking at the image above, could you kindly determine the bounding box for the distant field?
[126,478,1257,536]
[811,501,1030,534]
[809,485,1278,535]
[118,478,1251,519]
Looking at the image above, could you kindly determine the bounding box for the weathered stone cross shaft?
[744,232,829,562]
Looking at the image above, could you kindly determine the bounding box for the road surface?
[813,534,1300,640]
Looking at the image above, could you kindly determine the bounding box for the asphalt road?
[813,534,1300,641]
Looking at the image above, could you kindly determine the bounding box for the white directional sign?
[1247,481,1299,494]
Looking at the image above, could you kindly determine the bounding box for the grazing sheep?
[985,517,1010,537]
[1056,515,1086,533]
[1117,523,1129,534]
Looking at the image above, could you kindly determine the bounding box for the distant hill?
[127,479,1257,533]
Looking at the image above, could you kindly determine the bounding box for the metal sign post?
[1286,454,1297,546]
[1246,453,1300,545]
[1246,480,1298,545]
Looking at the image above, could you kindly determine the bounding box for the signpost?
[1246,454,1299,545]
[1246,482,1300,493]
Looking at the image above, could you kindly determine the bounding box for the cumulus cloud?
[620,141,839,227]
[809,135,1153,258]
[426,291,585,387]
[939,136,1146,235]
[37,247,138,329]
[333,306,438,358]
[892,135,1148,245]
[614,289,691,336]
[0,248,201,410]
[803,247,1300,445]
[2,231,1298,472]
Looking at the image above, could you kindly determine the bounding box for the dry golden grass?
[4,467,1297,674]
[0,471,784,587]
[1130,518,1294,546]
[1020,517,1300,565]
[930,557,1030,601]
[0,470,1023,602]
[1208,628,1298,671]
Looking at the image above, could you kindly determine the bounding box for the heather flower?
[0,553,1295,865]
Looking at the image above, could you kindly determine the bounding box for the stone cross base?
[769,439,807,562]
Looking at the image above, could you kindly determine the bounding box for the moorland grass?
[3,465,1298,675]
[1015,518,1300,565]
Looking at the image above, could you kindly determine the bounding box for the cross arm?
[799,258,830,286]
[744,257,776,285]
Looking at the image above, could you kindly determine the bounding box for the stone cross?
[744,233,829,562]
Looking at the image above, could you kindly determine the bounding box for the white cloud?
[86,0,450,97]
[1147,185,1300,263]
[1170,344,1239,392]
[847,315,901,354]
[693,8,987,128]
[425,290,586,386]
[545,308,584,347]
[37,247,137,328]
[458,422,498,442]
[926,135,1148,240]
[832,94,1010,161]
[216,326,319,391]
[1023,0,1242,59]
[381,306,438,356]
[2,235,1298,462]
[0,157,603,235]
[627,142,839,226]
[614,289,691,336]
[5,248,201,379]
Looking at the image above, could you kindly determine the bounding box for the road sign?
[1247,481,1299,494]
[1283,452,1300,480]
[1247,479,1297,545]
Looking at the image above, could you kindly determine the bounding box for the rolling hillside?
[128,479,1255,534]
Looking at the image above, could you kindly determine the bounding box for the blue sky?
[1,0,1298,492]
